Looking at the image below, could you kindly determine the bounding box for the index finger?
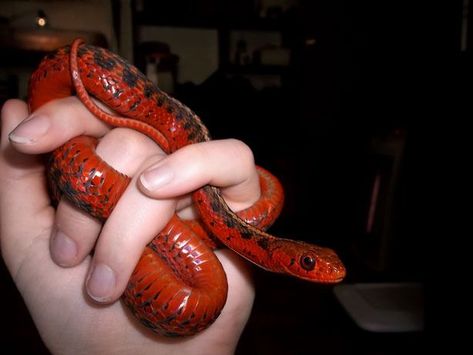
[8,96,110,154]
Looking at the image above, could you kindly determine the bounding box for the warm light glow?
[36,10,47,28]
[37,17,47,27]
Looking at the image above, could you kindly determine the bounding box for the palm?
[1,99,256,354]
[12,201,253,354]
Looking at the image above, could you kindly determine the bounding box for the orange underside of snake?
[28,39,346,337]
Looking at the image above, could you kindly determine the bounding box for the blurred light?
[305,37,317,47]
[36,10,47,28]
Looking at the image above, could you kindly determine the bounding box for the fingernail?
[9,115,50,144]
[51,230,78,266]
[140,163,174,191]
[86,263,116,302]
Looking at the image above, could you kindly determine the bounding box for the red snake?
[28,39,346,336]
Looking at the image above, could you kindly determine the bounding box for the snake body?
[28,39,346,336]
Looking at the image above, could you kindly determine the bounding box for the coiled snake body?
[28,39,346,336]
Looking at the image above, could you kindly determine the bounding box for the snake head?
[271,239,346,283]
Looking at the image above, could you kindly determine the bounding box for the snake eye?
[300,254,316,271]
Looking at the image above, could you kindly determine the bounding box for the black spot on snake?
[257,238,269,250]
[93,49,117,71]
[122,66,138,87]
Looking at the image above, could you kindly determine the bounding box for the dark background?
[2,0,465,353]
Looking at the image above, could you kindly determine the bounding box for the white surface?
[334,282,424,332]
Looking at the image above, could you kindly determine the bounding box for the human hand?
[0,98,259,354]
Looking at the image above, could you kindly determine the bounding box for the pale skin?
[0,98,260,354]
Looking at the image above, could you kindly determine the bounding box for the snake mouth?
[329,269,347,284]
[308,269,346,284]
[314,276,346,284]
[328,276,346,284]
[285,270,346,284]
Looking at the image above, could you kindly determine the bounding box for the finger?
[50,128,165,268]
[85,180,176,303]
[8,96,110,154]
[66,129,176,303]
[0,99,52,274]
[50,199,102,267]
[139,139,261,212]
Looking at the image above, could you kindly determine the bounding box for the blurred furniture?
[335,282,424,332]
[135,41,179,94]
[132,0,295,87]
